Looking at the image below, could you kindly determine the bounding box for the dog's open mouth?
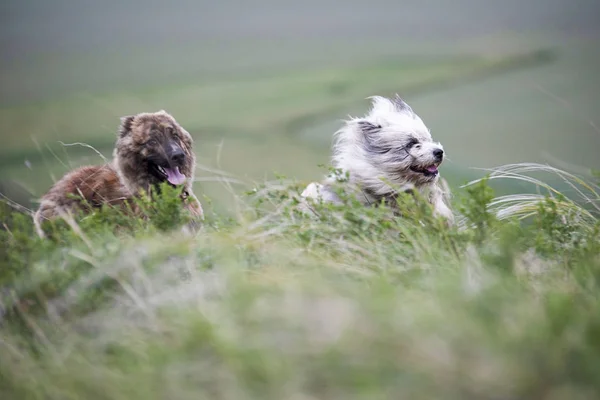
[151,163,187,185]
[410,164,439,177]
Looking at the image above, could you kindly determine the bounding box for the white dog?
[301,95,454,223]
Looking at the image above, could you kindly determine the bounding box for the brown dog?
[34,110,203,237]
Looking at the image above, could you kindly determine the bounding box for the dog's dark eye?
[406,139,419,148]
[147,139,158,146]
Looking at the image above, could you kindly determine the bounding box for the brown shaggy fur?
[34,110,203,237]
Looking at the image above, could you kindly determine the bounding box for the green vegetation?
[1,163,599,399]
[2,2,600,397]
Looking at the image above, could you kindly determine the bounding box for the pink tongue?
[165,167,186,185]
[426,165,439,173]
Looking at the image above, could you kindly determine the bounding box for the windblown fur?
[301,95,453,222]
[34,110,203,237]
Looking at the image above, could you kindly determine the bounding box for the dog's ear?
[119,115,135,138]
[357,120,382,137]
[358,120,391,154]
[391,94,415,116]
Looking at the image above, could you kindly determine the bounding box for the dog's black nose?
[170,148,185,164]
[433,149,444,160]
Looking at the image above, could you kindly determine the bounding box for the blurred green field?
[1,1,599,214]
[0,51,552,210]
[0,56,479,205]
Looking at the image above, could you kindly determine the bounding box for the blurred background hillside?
[1,0,599,214]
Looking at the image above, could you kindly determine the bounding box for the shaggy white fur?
[302,95,453,222]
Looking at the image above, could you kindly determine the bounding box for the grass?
[2,3,600,396]
[1,162,599,399]
[462,163,600,226]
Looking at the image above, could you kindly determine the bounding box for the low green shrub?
[1,164,599,399]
